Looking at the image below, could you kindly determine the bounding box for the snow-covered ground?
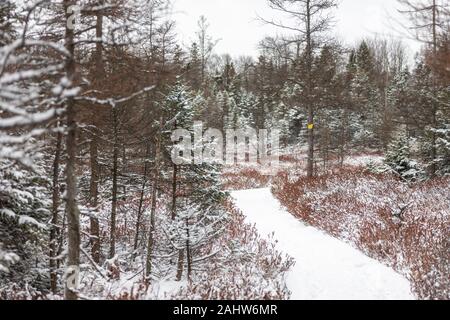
[232,188,415,300]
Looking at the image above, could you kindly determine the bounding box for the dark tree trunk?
[63,0,80,301]
[172,163,185,281]
[50,131,62,294]
[186,217,192,281]
[134,146,150,251]
[171,164,178,220]
[146,119,163,279]
[89,6,104,264]
[339,108,349,167]
[305,0,315,178]
[89,128,100,263]
[176,249,185,282]
[109,107,119,259]
[429,0,438,177]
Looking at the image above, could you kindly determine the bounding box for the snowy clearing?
[232,188,415,300]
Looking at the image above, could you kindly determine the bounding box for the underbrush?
[170,202,294,300]
[272,168,449,300]
[96,198,294,300]
[0,192,293,300]
[222,167,273,190]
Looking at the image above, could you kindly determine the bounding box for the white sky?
[172,0,422,59]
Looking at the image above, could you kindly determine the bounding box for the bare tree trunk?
[307,107,315,178]
[170,118,184,281]
[145,118,163,279]
[172,163,185,281]
[429,0,438,177]
[145,155,158,278]
[432,0,437,54]
[109,107,119,259]
[176,249,184,282]
[121,143,128,200]
[305,0,315,178]
[89,6,104,264]
[50,131,62,294]
[339,108,349,167]
[56,206,66,271]
[430,106,437,176]
[171,164,178,220]
[65,114,80,301]
[134,146,150,251]
[64,0,80,301]
[185,217,192,281]
[89,127,100,263]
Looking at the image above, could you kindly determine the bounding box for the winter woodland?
[0,0,449,300]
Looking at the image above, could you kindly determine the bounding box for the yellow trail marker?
[307,123,314,130]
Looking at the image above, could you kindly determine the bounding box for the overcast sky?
[172,0,421,59]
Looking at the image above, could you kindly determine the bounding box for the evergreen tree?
[0,154,51,289]
[0,1,69,292]
[388,68,411,127]
[385,134,423,181]
[350,41,382,148]
[408,57,448,176]
[187,42,202,90]
[164,82,228,281]
[434,124,450,176]
[0,0,16,46]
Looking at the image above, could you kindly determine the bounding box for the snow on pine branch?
[0,1,75,170]
[0,246,19,273]
[0,108,61,130]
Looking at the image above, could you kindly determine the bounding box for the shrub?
[272,169,449,300]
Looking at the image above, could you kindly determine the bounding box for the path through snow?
[232,188,415,300]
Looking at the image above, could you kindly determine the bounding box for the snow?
[0,108,59,129]
[344,154,384,167]
[0,208,16,219]
[18,215,47,229]
[232,188,415,300]
[150,280,187,300]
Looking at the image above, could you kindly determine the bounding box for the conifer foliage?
[0,0,448,300]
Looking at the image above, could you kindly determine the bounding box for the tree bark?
[89,3,104,264]
[145,119,163,279]
[109,107,119,259]
[50,131,62,294]
[171,164,178,220]
[339,108,349,167]
[305,0,315,178]
[134,146,150,251]
[170,120,184,281]
[63,0,80,301]
[172,163,185,281]
[89,126,100,263]
[185,217,192,281]
[429,0,437,177]
[176,249,184,282]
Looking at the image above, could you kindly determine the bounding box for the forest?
[0,0,448,300]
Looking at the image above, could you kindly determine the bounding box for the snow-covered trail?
[231,188,415,300]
